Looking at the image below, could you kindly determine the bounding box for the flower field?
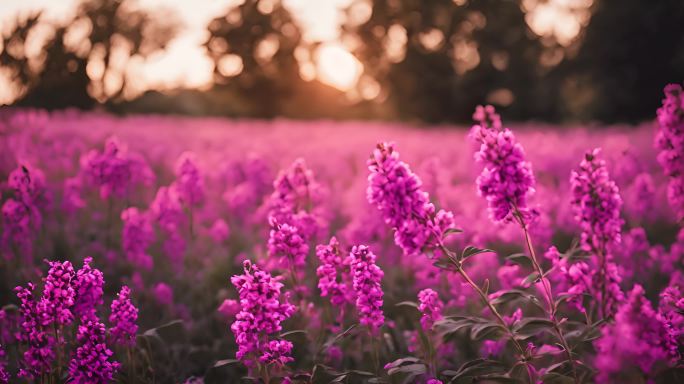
[0,85,683,383]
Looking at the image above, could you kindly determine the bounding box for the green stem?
[514,209,579,384]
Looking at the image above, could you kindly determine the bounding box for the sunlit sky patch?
[0,0,590,104]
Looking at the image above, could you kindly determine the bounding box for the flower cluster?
[39,260,76,326]
[109,286,139,347]
[230,260,295,367]
[173,152,205,208]
[2,164,47,258]
[150,186,186,266]
[418,288,443,331]
[68,315,121,383]
[470,108,537,223]
[0,345,8,384]
[659,283,684,348]
[315,237,351,307]
[348,245,385,333]
[15,283,55,379]
[72,257,104,319]
[570,148,623,254]
[655,83,684,221]
[121,207,155,270]
[259,339,294,367]
[267,217,309,271]
[268,158,325,241]
[367,142,456,256]
[79,137,153,200]
[594,285,676,383]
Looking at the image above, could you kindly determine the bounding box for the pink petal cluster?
[267,217,309,270]
[68,315,120,383]
[72,257,104,319]
[315,237,352,307]
[39,260,76,326]
[655,83,684,221]
[471,107,537,223]
[594,285,677,383]
[417,288,443,331]
[230,260,295,367]
[15,283,55,379]
[367,142,456,256]
[570,148,623,254]
[109,286,139,347]
[79,137,153,200]
[348,245,385,333]
[121,207,155,270]
[173,152,205,207]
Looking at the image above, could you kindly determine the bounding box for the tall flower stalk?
[367,142,536,382]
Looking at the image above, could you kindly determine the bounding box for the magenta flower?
[153,283,174,307]
[367,142,456,256]
[348,245,385,333]
[209,218,230,243]
[79,136,153,200]
[230,260,295,367]
[39,260,76,326]
[268,158,325,241]
[72,257,104,319]
[0,345,9,384]
[259,339,294,366]
[268,217,309,271]
[173,152,205,207]
[417,288,443,331]
[121,207,155,270]
[470,108,537,223]
[594,285,676,383]
[1,198,34,257]
[316,237,351,307]
[109,286,138,347]
[655,83,684,221]
[8,164,48,208]
[68,315,120,383]
[15,283,55,379]
[570,148,623,255]
[150,186,185,266]
[217,299,240,320]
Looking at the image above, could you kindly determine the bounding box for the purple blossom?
[8,164,48,208]
[15,283,55,379]
[316,237,351,307]
[471,108,537,223]
[267,217,309,271]
[367,142,456,256]
[655,83,684,221]
[594,285,676,383]
[217,299,240,320]
[259,339,294,366]
[62,176,85,214]
[0,345,9,384]
[1,198,35,257]
[109,286,139,347]
[417,288,443,331]
[570,148,623,255]
[659,284,684,349]
[79,137,153,200]
[150,186,185,266]
[209,218,230,243]
[121,207,155,270]
[230,260,295,367]
[153,283,174,306]
[72,257,104,319]
[39,260,76,326]
[68,315,120,383]
[173,152,205,207]
[348,245,385,333]
[268,158,325,241]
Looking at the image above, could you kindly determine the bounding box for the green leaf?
[444,227,464,238]
[470,322,503,340]
[323,324,357,349]
[513,317,555,339]
[279,329,307,338]
[461,246,494,261]
[506,253,532,268]
[541,372,575,384]
[445,358,506,383]
[386,363,427,376]
[522,271,540,286]
[153,319,187,345]
[395,301,420,309]
[213,359,239,368]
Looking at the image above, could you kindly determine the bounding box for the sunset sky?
[0,0,590,104]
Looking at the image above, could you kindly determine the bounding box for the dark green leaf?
[279,329,308,338]
[395,301,420,309]
[461,246,494,261]
[153,319,186,344]
[522,272,540,286]
[506,253,532,268]
[513,317,555,339]
[213,359,239,368]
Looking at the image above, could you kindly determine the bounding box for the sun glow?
[315,43,362,91]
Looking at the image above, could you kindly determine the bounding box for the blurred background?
[0,0,682,123]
